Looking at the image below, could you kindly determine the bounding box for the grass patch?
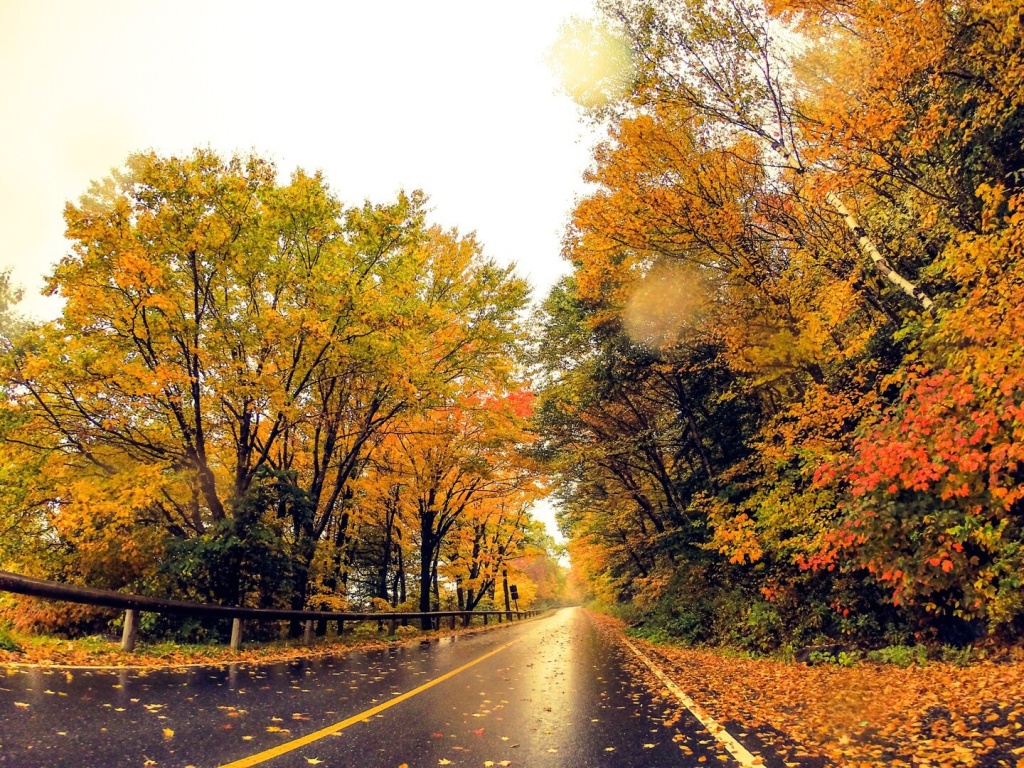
[866,644,929,667]
[0,627,23,653]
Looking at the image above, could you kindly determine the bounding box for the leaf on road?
[162,728,174,739]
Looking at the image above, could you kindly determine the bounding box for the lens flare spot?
[549,18,635,108]
[622,263,704,350]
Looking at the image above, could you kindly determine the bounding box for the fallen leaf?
[162,728,174,739]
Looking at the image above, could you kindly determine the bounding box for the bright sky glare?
[0,0,602,546]
[0,0,599,317]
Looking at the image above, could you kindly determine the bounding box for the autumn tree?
[0,150,539,633]
[367,388,542,628]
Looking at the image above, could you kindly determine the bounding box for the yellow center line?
[220,636,523,768]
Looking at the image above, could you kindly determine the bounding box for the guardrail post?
[448,614,456,630]
[121,609,138,652]
[230,618,243,651]
[303,620,314,646]
[483,612,488,626]
[387,617,397,635]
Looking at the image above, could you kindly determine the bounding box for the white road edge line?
[620,636,762,767]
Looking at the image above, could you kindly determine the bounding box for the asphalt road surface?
[0,608,814,767]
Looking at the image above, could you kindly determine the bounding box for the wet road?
[0,608,772,767]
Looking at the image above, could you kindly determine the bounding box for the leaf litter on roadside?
[592,613,1024,767]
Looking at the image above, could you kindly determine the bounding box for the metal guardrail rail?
[0,569,538,652]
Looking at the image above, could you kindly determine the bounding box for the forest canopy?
[537,0,1024,649]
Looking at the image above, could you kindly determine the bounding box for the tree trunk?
[432,557,440,611]
[419,511,435,630]
[772,140,934,310]
[502,569,512,620]
[288,529,317,638]
[394,545,406,606]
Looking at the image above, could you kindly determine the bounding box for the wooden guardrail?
[0,570,539,652]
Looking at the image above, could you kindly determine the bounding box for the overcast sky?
[0,0,599,315]
[0,0,602,545]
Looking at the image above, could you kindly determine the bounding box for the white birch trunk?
[772,141,935,311]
